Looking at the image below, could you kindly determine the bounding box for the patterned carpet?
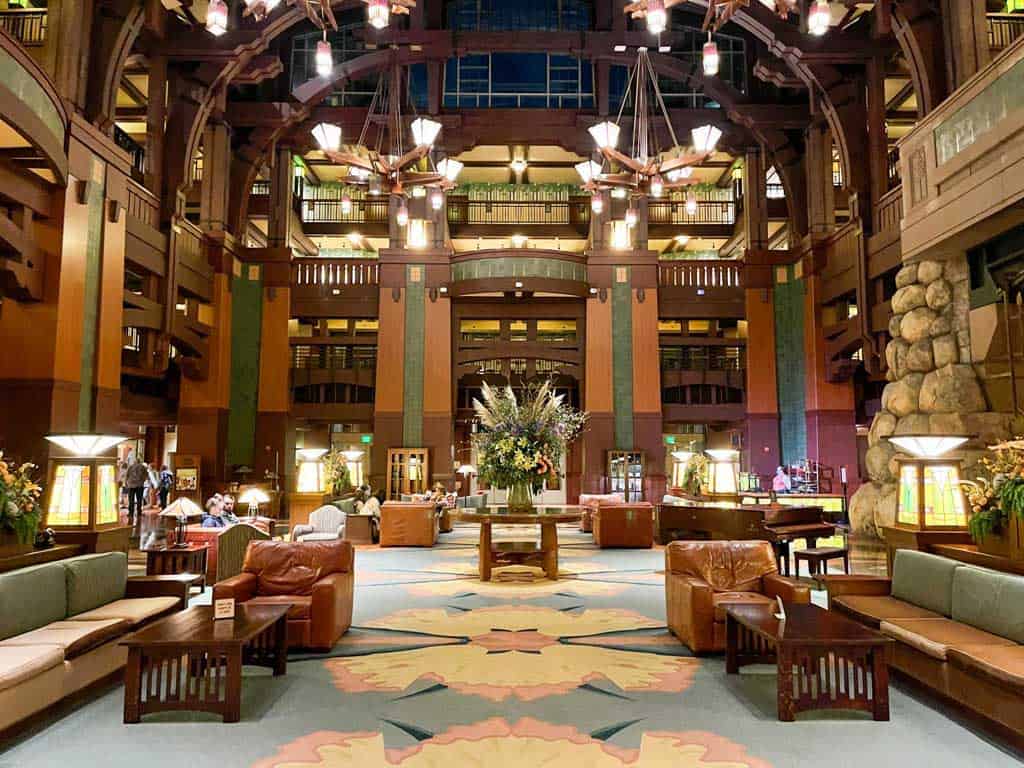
[2,525,1022,767]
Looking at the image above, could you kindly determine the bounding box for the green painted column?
[612,266,634,450]
[773,264,806,464]
[227,263,264,466]
[403,264,425,447]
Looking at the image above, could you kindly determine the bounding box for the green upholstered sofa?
[824,550,1024,739]
[0,552,189,733]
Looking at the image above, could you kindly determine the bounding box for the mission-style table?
[455,505,584,581]
[120,603,290,724]
[725,602,893,722]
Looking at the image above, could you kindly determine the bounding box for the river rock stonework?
[849,255,1013,535]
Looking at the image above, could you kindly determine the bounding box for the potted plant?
[323,450,354,499]
[473,381,586,513]
[682,453,710,496]
[962,439,1024,560]
[0,453,43,547]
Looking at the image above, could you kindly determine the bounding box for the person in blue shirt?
[201,496,227,528]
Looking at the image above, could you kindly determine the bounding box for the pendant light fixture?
[396,199,409,227]
[206,0,228,35]
[646,0,667,35]
[625,206,638,227]
[808,0,831,35]
[367,0,390,29]
[702,33,719,76]
[591,191,604,214]
[341,194,353,215]
[312,123,342,153]
[685,190,698,216]
[430,188,444,211]
[650,174,665,197]
[315,36,333,78]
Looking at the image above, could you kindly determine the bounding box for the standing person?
[125,459,148,526]
[158,465,173,508]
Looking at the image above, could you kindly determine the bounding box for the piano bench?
[793,546,849,579]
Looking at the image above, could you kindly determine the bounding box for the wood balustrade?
[658,260,742,289]
[291,258,380,287]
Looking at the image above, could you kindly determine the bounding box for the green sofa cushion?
[337,498,356,515]
[891,550,960,617]
[65,553,127,617]
[952,566,1024,644]
[0,562,67,640]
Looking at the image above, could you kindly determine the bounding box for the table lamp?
[296,448,327,493]
[887,434,970,531]
[239,487,270,516]
[705,449,740,495]
[670,451,693,489]
[159,497,203,547]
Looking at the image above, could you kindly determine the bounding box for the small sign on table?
[214,597,236,620]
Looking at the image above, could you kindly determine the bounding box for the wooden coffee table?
[725,602,893,722]
[455,505,583,581]
[121,604,290,723]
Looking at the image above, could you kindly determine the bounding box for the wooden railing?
[658,260,743,289]
[291,344,378,370]
[114,126,145,180]
[251,180,271,196]
[988,13,1024,51]
[446,198,591,227]
[660,345,746,372]
[126,181,159,229]
[291,258,379,288]
[648,200,736,225]
[874,185,903,235]
[886,147,901,191]
[299,198,389,224]
[0,9,46,46]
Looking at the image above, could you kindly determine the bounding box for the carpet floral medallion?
[253,720,771,768]
[324,604,699,701]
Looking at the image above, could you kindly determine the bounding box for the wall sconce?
[107,199,122,223]
[888,435,970,532]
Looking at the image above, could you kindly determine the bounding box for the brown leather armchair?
[578,493,625,532]
[380,502,439,547]
[213,539,354,651]
[665,540,810,653]
[593,502,654,548]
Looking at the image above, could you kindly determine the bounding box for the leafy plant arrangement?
[682,453,709,496]
[472,380,587,509]
[0,453,43,545]
[323,450,354,497]
[962,438,1024,542]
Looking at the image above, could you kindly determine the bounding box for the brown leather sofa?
[665,540,810,653]
[824,549,1024,739]
[380,502,439,547]
[593,502,654,548]
[578,493,625,532]
[213,539,354,651]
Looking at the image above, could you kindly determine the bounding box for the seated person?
[221,494,240,524]
[202,496,228,528]
[772,466,791,493]
[355,486,384,543]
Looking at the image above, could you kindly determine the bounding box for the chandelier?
[210,0,419,37]
[311,64,462,201]
[576,50,721,208]
[625,0,796,37]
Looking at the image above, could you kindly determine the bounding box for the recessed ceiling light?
[614,45,627,52]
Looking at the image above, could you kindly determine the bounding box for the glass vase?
[507,480,535,513]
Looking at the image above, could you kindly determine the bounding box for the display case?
[386,449,429,500]
[607,451,645,502]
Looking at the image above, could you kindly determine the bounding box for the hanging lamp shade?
[410,117,442,147]
[575,160,602,183]
[808,0,831,35]
[312,122,342,152]
[685,191,698,216]
[589,121,621,150]
[315,40,333,78]
[396,200,410,226]
[206,0,228,35]
[341,194,353,215]
[702,39,720,76]
[367,0,390,29]
[650,174,665,197]
[691,124,722,154]
[646,0,667,35]
[625,206,638,227]
[437,158,464,182]
[45,434,128,457]
[590,192,604,214]
[430,188,444,210]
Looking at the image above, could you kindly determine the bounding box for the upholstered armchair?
[380,502,439,547]
[665,540,810,653]
[578,493,625,532]
[593,502,654,548]
[213,539,354,650]
[185,522,271,584]
[291,504,346,542]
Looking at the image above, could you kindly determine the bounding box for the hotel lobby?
[2,0,1024,765]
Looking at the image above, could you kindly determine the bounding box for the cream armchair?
[291,505,346,542]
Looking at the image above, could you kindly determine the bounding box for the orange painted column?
[803,274,858,490]
[423,292,453,485]
[371,270,406,492]
[177,269,233,490]
[583,289,614,495]
[744,286,781,481]
[254,280,291,487]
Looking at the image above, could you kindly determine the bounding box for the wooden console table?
[725,603,893,722]
[121,604,289,723]
[455,506,583,581]
[145,543,209,590]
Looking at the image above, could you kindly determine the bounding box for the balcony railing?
[658,260,743,289]
[647,200,736,225]
[0,9,46,46]
[251,180,271,196]
[299,197,389,225]
[446,198,590,228]
[126,178,159,229]
[291,344,378,371]
[114,126,145,180]
[660,346,746,372]
[988,13,1024,51]
[886,147,901,191]
[291,258,380,288]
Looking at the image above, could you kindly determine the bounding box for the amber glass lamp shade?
[895,458,968,530]
[705,449,740,495]
[45,458,120,530]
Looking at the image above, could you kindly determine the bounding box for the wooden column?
[267,145,293,248]
[199,119,232,232]
[145,54,168,196]
[940,0,990,89]
[743,283,781,482]
[423,286,453,486]
[803,274,859,491]
[866,55,889,224]
[371,262,406,492]
[632,281,665,501]
[805,122,835,238]
[254,251,293,489]
[743,149,768,250]
[583,285,614,494]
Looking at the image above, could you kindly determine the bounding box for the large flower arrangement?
[323,450,354,497]
[472,381,587,500]
[681,453,709,496]
[962,438,1024,541]
[0,453,43,544]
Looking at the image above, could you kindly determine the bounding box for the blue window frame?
[444,53,594,108]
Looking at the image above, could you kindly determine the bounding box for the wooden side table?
[794,546,849,578]
[344,514,375,544]
[146,544,209,590]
